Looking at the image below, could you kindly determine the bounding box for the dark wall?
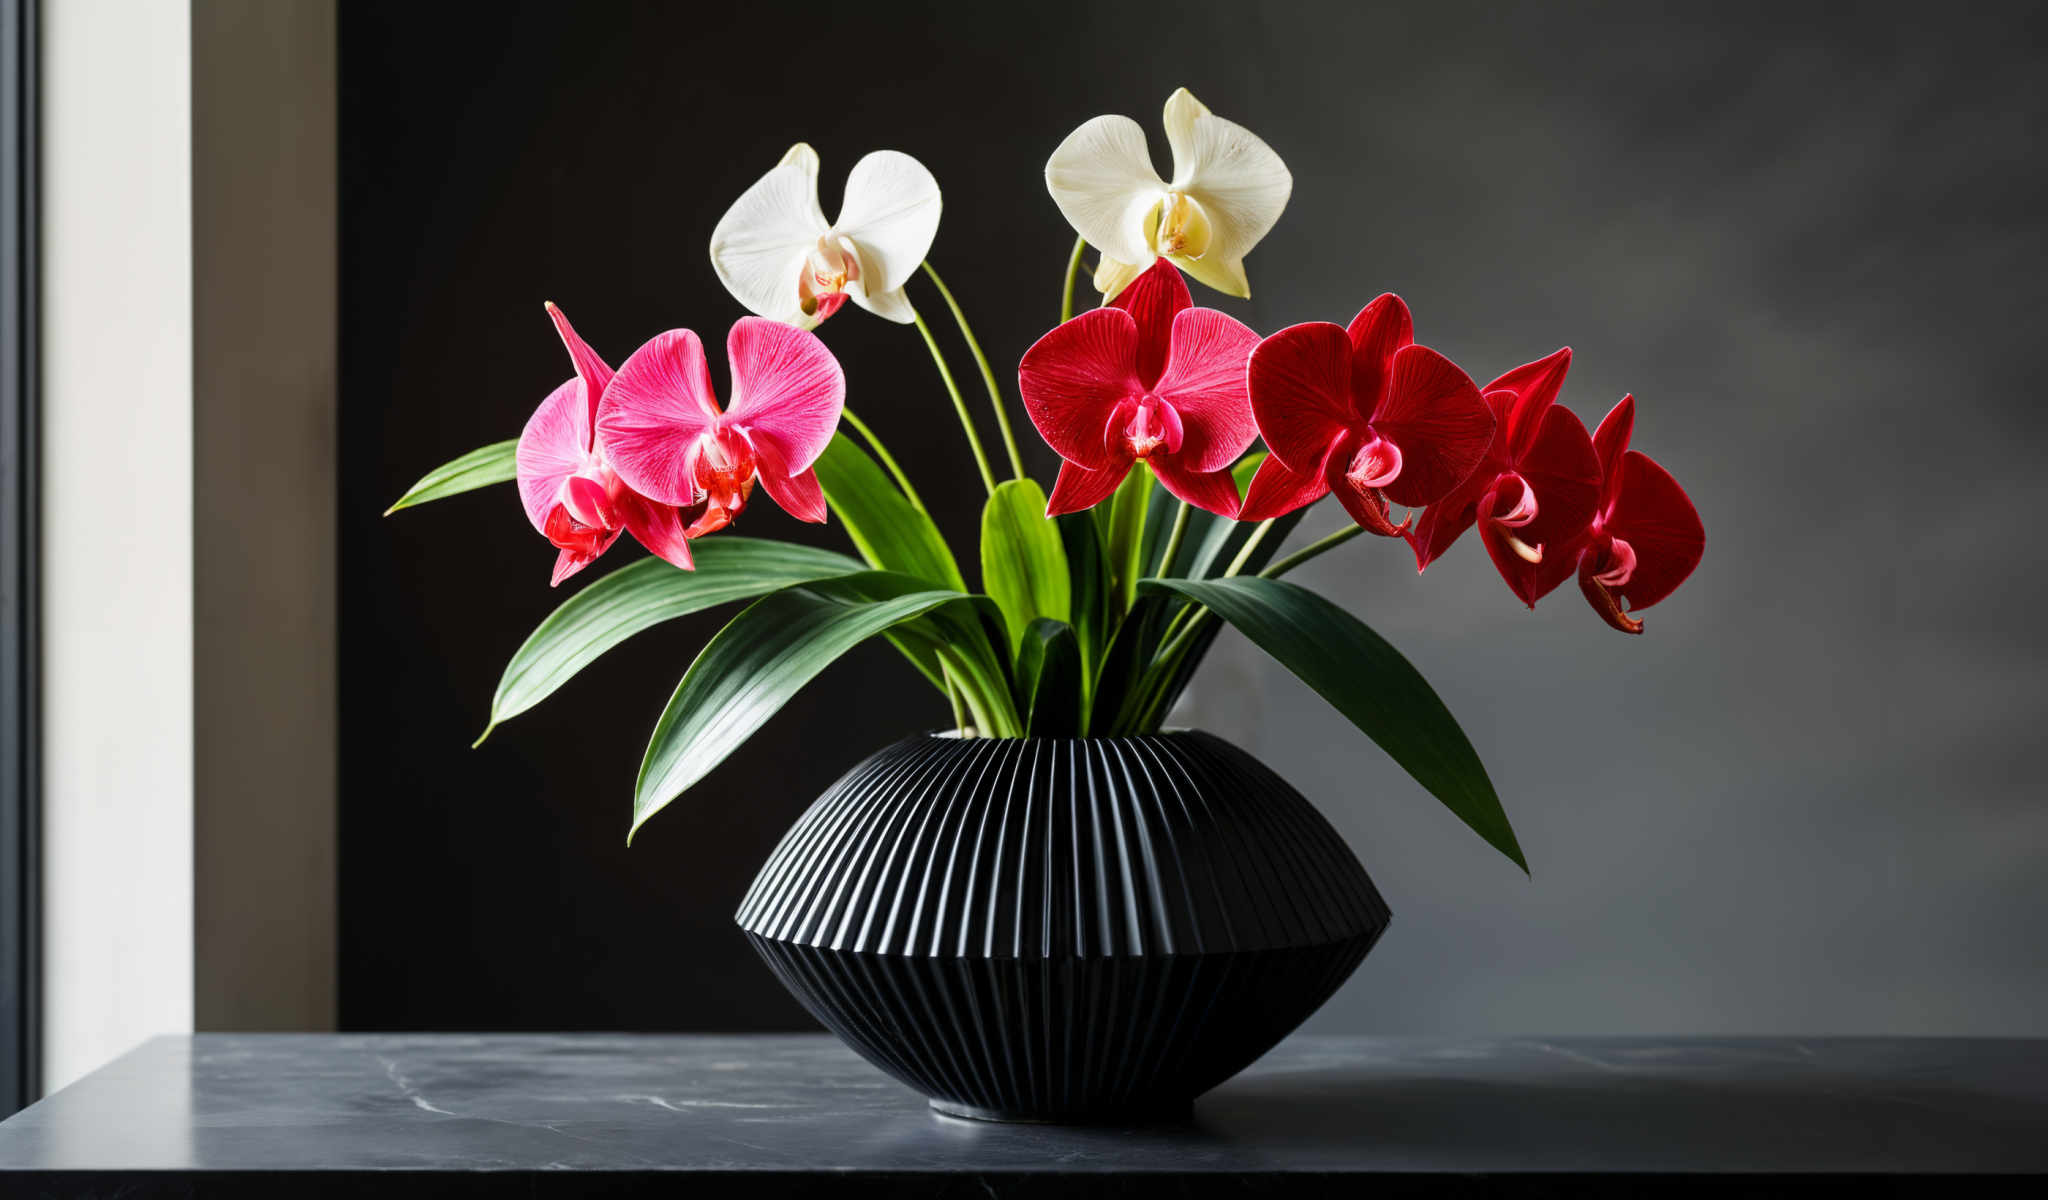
[340,1,2048,1033]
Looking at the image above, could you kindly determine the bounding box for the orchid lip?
[1593,535,1637,588]
[1484,472,1539,528]
[1345,434,1402,491]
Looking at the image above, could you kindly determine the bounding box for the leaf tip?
[471,721,498,749]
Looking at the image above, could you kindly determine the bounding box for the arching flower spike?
[1240,294,1495,535]
[1045,88,1290,301]
[1018,258,1260,517]
[1407,347,1603,607]
[710,144,941,329]
[596,317,845,530]
[514,304,698,586]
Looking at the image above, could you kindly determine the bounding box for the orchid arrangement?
[389,89,1704,868]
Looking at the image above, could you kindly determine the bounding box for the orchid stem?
[909,305,998,496]
[1059,235,1086,323]
[1134,520,1365,731]
[841,406,926,512]
[1222,518,1277,577]
[1259,523,1364,579]
[921,262,1026,481]
[1152,501,1190,578]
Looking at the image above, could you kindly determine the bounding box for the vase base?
[929,1098,1194,1125]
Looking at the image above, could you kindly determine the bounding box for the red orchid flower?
[1239,294,1494,535]
[515,303,698,587]
[595,316,845,529]
[1528,395,1704,633]
[1407,347,1603,606]
[1018,258,1260,516]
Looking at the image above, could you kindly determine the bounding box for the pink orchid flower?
[1239,294,1495,535]
[594,317,845,528]
[515,303,698,587]
[1017,258,1260,517]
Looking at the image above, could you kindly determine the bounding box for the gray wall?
[1166,2,2048,1034]
[342,0,2048,1035]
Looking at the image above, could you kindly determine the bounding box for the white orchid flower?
[1045,88,1291,302]
[709,144,942,329]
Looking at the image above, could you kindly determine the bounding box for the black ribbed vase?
[735,731,1390,1123]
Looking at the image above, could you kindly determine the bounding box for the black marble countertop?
[0,1033,2042,1196]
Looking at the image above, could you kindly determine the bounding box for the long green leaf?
[629,574,975,840]
[385,439,518,514]
[813,434,965,591]
[980,478,1070,650]
[1016,618,1081,737]
[1139,576,1526,872]
[478,539,866,741]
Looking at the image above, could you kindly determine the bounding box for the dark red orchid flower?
[1407,347,1603,607]
[1018,258,1260,517]
[515,304,699,586]
[1240,294,1495,535]
[1526,395,1704,633]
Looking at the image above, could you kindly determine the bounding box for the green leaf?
[979,478,1070,650]
[813,434,966,591]
[1057,512,1109,665]
[477,539,866,742]
[385,439,518,514]
[1139,575,1527,872]
[1016,618,1081,737]
[1103,466,1153,613]
[631,573,975,840]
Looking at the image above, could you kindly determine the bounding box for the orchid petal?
[1372,344,1494,509]
[833,149,941,305]
[1406,464,1488,572]
[1018,307,1140,471]
[1247,322,1360,475]
[1513,405,1603,554]
[549,529,620,588]
[847,280,915,324]
[544,303,613,426]
[516,378,590,534]
[1331,478,1410,538]
[1602,450,1704,612]
[723,317,844,473]
[1045,114,1165,269]
[709,143,831,325]
[1239,450,1333,520]
[1486,346,1572,461]
[1152,307,1259,473]
[1149,455,1242,518]
[751,437,829,524]
[1345,294,1412,410]
[1107,258,1192,388]
[1045,459,1130,516]
[596,329,720,508]
[1161,88,1290,299]
[1591,394,1636,512]
[617,491,695,571]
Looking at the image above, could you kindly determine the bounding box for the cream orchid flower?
[709,144,942,329]
[1045,88,1291,302]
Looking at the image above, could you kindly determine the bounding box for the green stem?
[1222,518,1277,577]
[1258,523,1365,579]
[840,406,926,512]
[1132,521,1366,730]
[1103,466,1154,618]
[941,665,970,735]
[1059,234,1086,323]
[1152,501,1190,578]
[921,262,1025,481]
[910,305,998,496]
